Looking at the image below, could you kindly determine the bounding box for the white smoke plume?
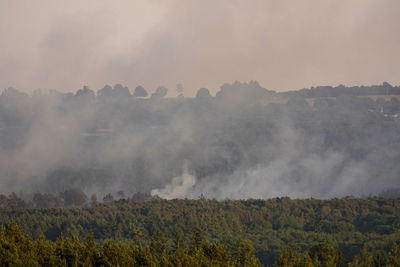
[151,174,196,200]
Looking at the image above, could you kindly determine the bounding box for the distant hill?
[280,82,400,98]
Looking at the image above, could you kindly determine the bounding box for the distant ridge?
[280,82,400,98]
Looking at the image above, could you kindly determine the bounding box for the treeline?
[1,197,400,265]
[0,189,144,208]
[2,80,400,198]
[1,221,400,266]
[2,186,399,209]
[3,81,399,101]
[280,82,400,98]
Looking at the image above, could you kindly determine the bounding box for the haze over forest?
[2,2,400,267]
[1,81,400,201]
[1,1,400,201]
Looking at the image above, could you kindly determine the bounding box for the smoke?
[151,162,196,199]
[1,0,399,200]
[1,80,400,200]
[149,117,377,200]
[1,1,400,95]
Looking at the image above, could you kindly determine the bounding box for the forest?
[1,220,399,267]
[1,197,400,266]
[1,82,400,265]
[2,0,400,265]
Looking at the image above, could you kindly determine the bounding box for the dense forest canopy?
[4,218,399,266]
[1,81,400,201]
[1,197,400,266]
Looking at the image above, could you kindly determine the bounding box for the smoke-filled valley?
[1,81,400,201]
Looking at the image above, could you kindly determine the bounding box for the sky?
[0,0,399,96]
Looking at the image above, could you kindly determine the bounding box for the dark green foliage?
[2,221,399,266]
[309,241,347,266]
[274,246,314,267]
[0,197,400,265]
[0,222,261,266]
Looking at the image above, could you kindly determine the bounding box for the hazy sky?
[1,0,399,96]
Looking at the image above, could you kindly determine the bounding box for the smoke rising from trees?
[1,81,400,200]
